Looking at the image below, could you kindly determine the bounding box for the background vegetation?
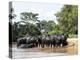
[9,5,78,42]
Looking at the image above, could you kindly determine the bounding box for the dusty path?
[10,38,78,58]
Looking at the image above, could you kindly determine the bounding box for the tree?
[55,5,78,35]
[20,12,38,22]
[20,12,39,36]
[37,20,56,35]
[47,20,56,31]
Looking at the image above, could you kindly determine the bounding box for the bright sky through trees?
[13,2,63,24]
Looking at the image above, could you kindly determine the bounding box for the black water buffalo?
[37,34,68,48]
[59,34,68,46]
[17,34,68,48]
[37,35,53,48]
[17,36,38,48]
[40,35,46,48]
[37,36,42,47]
[49,35,56,47]
[50,34,68,47]
[17,38,26,47]
[45,35,51,47]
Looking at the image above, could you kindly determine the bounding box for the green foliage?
[12,5,78,41]
[20,12,38,22]
[55,5,78,35]
[48,25,63,35]
[37,20,56,35]
[19,12,40,36]
[68,34,78,38]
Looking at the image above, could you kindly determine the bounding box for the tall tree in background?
[55,5,78,35]
[20,12,40,36]
[37,20,56,35]
[20,12,38,22]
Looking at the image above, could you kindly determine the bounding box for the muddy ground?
[9,38,78,59]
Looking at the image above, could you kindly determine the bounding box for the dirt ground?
[10,38,78,58]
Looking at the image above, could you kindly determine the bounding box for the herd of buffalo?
[17,34,68,48]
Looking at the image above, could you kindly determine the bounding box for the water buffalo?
[59,34,68,46]
[51,34,68,47]
[54,35,62,47]
[37,36,42,47]
[41,35,46,48]
[17,38,26,47]
[37,35,53,48]
[17,36,38,48]
[44,34,68,47]
[45,35,51,47]
[49,35,56,47]
[17,34,68,48]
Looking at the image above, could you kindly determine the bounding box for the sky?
[12,1,64,24]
